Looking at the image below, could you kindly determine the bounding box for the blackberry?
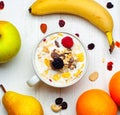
[52,57,64,69]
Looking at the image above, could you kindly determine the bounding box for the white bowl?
[27,32,88,88]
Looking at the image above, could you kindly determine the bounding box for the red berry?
[107,61,113,71]
[0,1,4,10]
[61,36,74,48]
[59,20,65,27]
[115,41,120,48]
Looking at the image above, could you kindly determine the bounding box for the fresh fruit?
[0,21,21,63]
[0,85,44,115]
[3,91,44,115]
[29,0,114,53]
[51,57,64,69]
[61,36,74,48]
[109,71,120,106]
[76,89,117,115]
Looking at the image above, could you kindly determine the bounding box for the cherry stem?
[0,84,6,93]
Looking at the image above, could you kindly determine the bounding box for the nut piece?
[51,104,62,112]
[89,72,99,81]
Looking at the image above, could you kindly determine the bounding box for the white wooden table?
[0,0,120,114]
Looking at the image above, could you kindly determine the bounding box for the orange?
[109,71,120,106]
[76,89,117,115]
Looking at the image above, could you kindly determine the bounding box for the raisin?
[55,97,63,105]
[55,40,60,47]
[61,101,68,109]
[106,2,114,9]
[107,61,113,71]
[0,1,4,10]
[88,43,95,50]
[59,19,65,27]
[75,33,79,37]
[40,23,47,34]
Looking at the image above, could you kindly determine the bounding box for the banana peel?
[29,0,115,53]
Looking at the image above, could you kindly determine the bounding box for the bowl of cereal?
[27,32,87,88]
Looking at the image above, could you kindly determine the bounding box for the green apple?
[0,21,21,63]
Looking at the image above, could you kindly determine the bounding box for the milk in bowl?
[27,32,87,88]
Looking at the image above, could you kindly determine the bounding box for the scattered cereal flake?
[62,72,71,78]
[74,69,82,77]
[80,64,84,69]
[40,23,47,34]
[102,58,105,63]
[115,41,120,48]
[89,72,99,81]
[50,36,57,40]
[37,54,41,59]
[59,19,65,27]
[44,58,50,67]
[107,61,113,71]
[76,53,84,62]
[42,46,50,53]
[57,32,63,36]
[0,1,4,10]
[44,69,49,74]
[53,74,61,81]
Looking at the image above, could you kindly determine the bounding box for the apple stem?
[0,84,6,93]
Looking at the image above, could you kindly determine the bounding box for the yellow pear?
[2,91,44,115]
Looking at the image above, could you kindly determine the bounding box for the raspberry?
[51,57,64,69]
[61,36,74,49]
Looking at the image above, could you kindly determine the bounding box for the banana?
[29,0,115,53]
